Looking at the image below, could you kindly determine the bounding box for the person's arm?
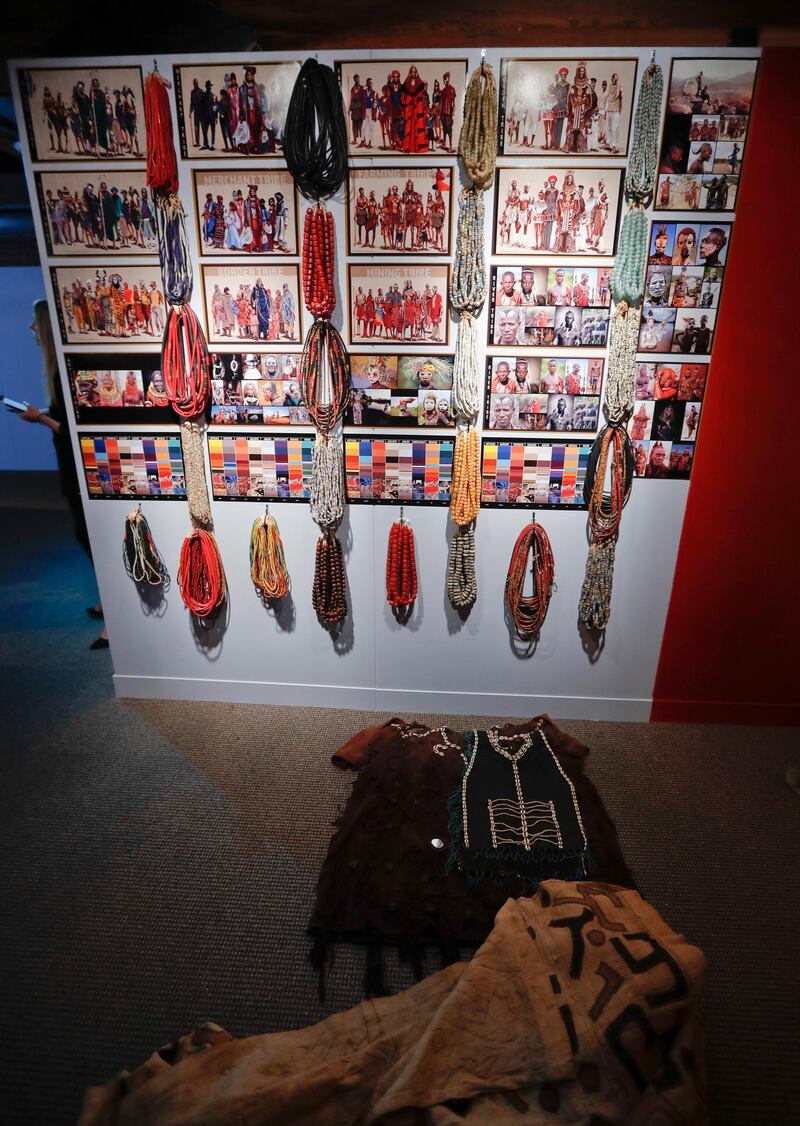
[19,405,60,434]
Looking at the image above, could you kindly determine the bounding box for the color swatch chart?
[481,440,592,508]
[345,438,454,504]
[80,434,186,499]
[208,434,315,501]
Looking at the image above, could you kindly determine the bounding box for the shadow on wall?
[0,266,57,472]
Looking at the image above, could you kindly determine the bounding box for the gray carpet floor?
[1,496,798,1125]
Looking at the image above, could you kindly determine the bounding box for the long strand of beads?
[310,433,344,531]
[312,529,347,623]
[250,513,290,600]
[447,525,477,609]
[386,519,418,609]
[450,428,481,527]
[459,61,498,191]
[123,509,168,586]
[506,521,555,639]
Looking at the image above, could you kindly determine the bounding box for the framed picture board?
[193,170,298,256]
[34,171,157,257]
[348,263,450,347]
[345,436,453,504]
[346,353,455,428]
[79,433,185,499]
[335,59,467,157]
[346,165,454,255]
[655,56,758,213]
[207,433,316,501]
[488,264,611,349]
[498,57,638,157]
[485,355,603,434]
[480,438,592,508]
[17,65,146,162]
[50,265,166,345]
[492,166,623,257]
[172,62,300,159]
[199,263,302,346]
[65,352,173,424]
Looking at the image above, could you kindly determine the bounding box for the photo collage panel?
[486,356,603,432]
[35,171,158,257]
[493,167,622,256]
[348,265,449,346]
[629,361,708,479]
[641,220,731,355]
[19,66,146,162]
[194,170,298,256]
[208,434,315,501]
[481,439,591,507]
[208,352,306,426]
[66,353,173,423]
[80,434,185,499]
[345,438,454,504]
[656,57,758,212]
[347,166,453,255]
[347,354,455,428]
[498,58,638,156]
[336,60,467,156]
[173,62,300,158]
[51,266,166,345]
[489,264,611,349]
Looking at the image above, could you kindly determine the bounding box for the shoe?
[90,637,110,650]
[86,606,104,620]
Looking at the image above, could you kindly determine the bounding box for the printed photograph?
[638,306,677,353]
[499,57,638,156]
[493,167,622,256]
[208,434,315,501]
[480,438,591,507]
[648,221,731,270]
[66,353,174,423]
[677,362,708,400]
[201,264,301,345]
[485,354,603,431]
[207,351,307,425]
[194,171,297,256]
[347,167,452,255]
[346,353,455,427]
[672,309,716,355]
[345,437,454,504]
[35,172,157,257]
[336,60,467,156]
[174,62,300,158]
[655,57,757,211]
[80,434,185,499]
[348,264,449,345]
[489,265,610,348]
[51,266,166,345]
[18,66,145,162]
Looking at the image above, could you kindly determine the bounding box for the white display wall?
[10,47,757,719]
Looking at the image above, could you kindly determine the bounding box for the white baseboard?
[114,675,651,721]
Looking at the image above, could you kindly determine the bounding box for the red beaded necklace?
[505,520,555,639]
[386,516,418,609]
[302,202,336,319]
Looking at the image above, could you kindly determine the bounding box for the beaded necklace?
[505,521,555,639]
[386,516,418,610]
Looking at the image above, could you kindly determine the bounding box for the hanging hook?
[265,503,270,519]
[399,505,405,524]
[480,49,486,75]
[153,58,159,74]
[650,49,656,64]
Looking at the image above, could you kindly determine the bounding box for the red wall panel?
[651,48,800,725]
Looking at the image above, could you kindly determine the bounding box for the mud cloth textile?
[79,883,707,1126]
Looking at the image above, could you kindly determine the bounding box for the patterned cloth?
[79,882,708,1125]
